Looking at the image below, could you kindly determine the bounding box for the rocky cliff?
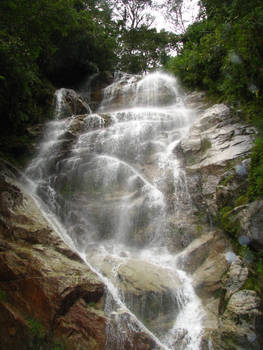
[0,87,262,350]
[176,94,263,349]
[0,161,157,350]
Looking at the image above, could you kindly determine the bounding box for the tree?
[119,27,174,73]
[158,0,199,34]
[108,0,155,30]
[0,0,117,157]
[104,0,175,73]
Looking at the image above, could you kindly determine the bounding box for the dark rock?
[55,88,91,119]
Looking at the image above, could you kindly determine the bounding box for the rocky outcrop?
[177,102,255,219]
[175,95,263,349]
[99,72,180,111]
[88,253,182,336]
[0,160,160,350]
[67,113,112,137]
[55,88,91,119]
[201,289,262,350]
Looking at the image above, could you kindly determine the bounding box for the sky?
[152,0,200,32]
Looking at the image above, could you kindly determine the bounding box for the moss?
[242,275,263,299]
[27,317,46,340]
[220,173,235,186]
[197,223,202,234]
[85,301,97,308]
[52,343,63,350]
[0,289,7,302]
[187,154,198,165]
[248,137,263,200]
[201,138,212,153]
[213,288,223,299]
[256,258,263,276]
[220,206,240,237]
[234,195,249,207]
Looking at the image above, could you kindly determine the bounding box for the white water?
[25,71,204,349]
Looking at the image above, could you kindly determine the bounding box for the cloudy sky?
[153,0,200,32]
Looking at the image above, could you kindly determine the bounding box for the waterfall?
[25,71,204,349]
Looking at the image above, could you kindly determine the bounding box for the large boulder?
[55,88,91,119]
[87,252,182,336]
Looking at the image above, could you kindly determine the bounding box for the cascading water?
[25,71,204,349]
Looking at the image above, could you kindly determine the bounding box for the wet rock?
[166,214,203,252]
[0,170,159,350]
[188,232,230,329]
[184,91,206,105]
[100,73,141,110]
[191,232,230,297]
[117,259,181,295]
[100,72,181,110]
[176,232,224,274]
[56,89,91,119]
[178,103,254,171]
[136,84,177,106]
[63,113,113,139]
[0,176,106,348]
[87,253,182,336]
[84,71,114,111]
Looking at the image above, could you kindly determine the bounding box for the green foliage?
[52,342,63,350]
[27,318,46,339]
[242,251,263,298]
[117,26,175,73]
[166,0,263,200]
[248,137,263,199]
[0,289,7,301]
[166,1,263,107]
[0,0,176,160]
[220,173,235,186]
[256,256,263,276]
[220,206,240,237]
[0,0,117,159]
[200,138,211,153]
[234,195,248,207]
[85,301,97,308]
[243,275,263,297]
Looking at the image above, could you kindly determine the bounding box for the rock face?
[55,88,91,119]
[0,160,160,350]
[176,93,263,349]
[1,85,263,350]
[201,289,262,350]
[177,102,255,219]
[180,104,254,169]
[236,200,263,249]
[99,72,179,111]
